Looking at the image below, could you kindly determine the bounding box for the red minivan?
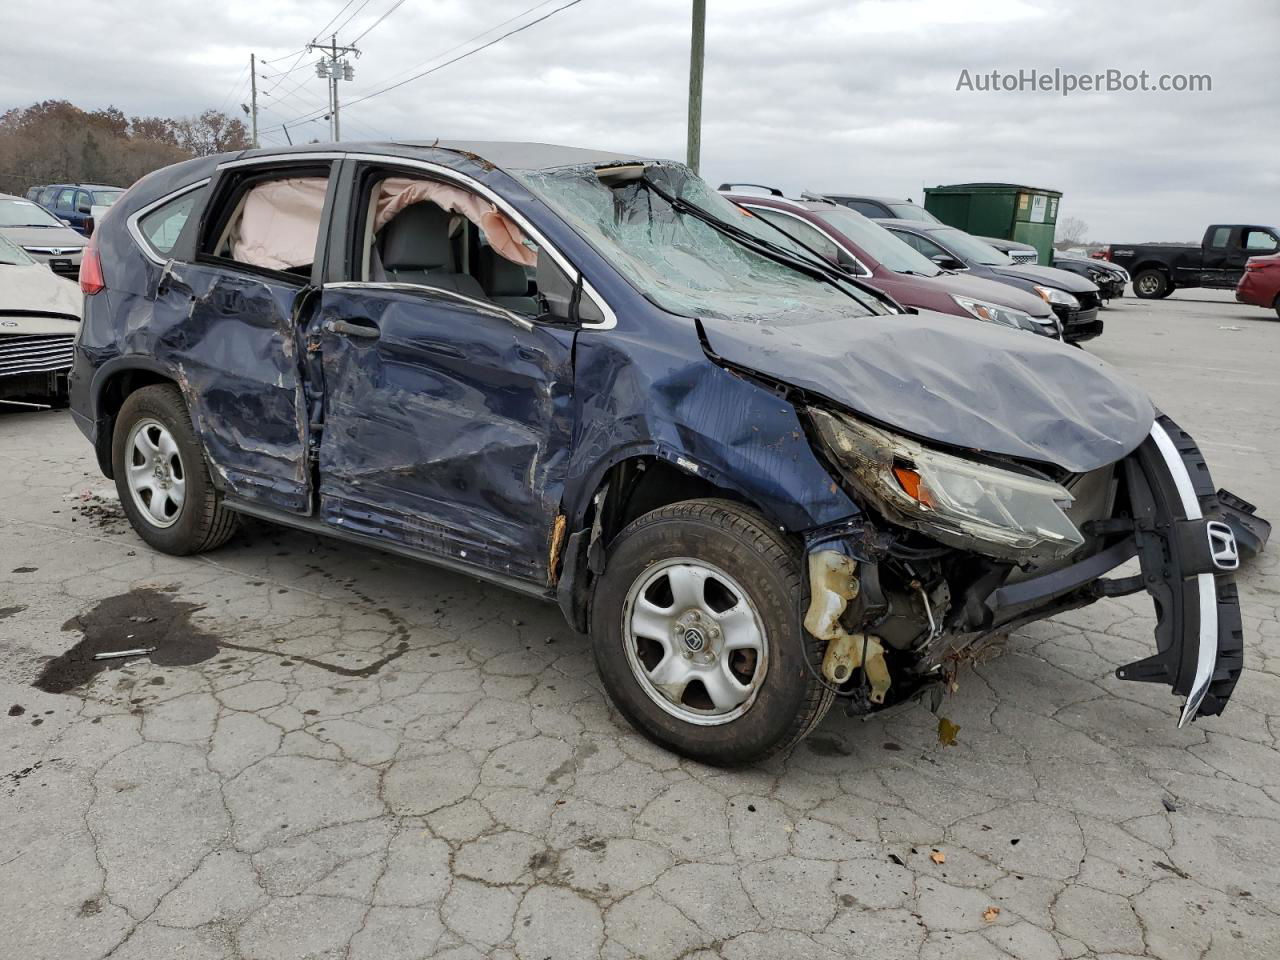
[723,191,1060,338]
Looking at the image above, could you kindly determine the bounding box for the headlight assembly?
[810,408,1085,561]
[949,294,1045,333]
[1033,285,1081,309]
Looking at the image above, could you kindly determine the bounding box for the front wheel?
[589,499,833,765]
[112,383,238,555]
[1133,269,1169,299]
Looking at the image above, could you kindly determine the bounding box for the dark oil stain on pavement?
[0,605,27,620]
[34,587,221,694]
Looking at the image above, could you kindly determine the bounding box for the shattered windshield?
[516,162,876,321]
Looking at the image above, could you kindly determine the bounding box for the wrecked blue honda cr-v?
[69,142,1243,764]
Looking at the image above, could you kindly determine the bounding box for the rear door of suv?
[130,156,342,514]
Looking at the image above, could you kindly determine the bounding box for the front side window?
[1243,229,1278,252]
[0,197,65,228]
[138,191,200,256]
[56,188,77,211]
[517,162,874,321]
[885,202,939,223]
[355,173,555,317]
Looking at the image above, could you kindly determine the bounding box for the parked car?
[0,234,81,406]
[25,182,125,236]
[1235,252,1280,319]
[979,236,1039,264]
[796,190,939,222]
[721,190,1060,337]
[0,192,86,278]
[71,142,1243,764]
[1053,253,1128,302]
[1100,224,1280,299]
[881,220,1104,343]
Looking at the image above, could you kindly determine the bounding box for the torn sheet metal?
[312,284,575,582]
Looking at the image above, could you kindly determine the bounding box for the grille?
[1010,251,1039,264]
[0,334,75,377]
[1076,290,1101,311]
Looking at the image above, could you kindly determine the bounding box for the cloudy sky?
[4,0,1276,240]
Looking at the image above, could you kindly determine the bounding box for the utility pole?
[686,0,706,173]
[309,36,359,142]
[248,53,259,148]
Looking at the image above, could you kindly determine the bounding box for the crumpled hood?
[0,265,83,321]
[992,263,1098,294]
[700,308,1154,473]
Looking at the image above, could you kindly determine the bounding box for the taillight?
[80,236,105,295]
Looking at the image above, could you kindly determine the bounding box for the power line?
[259,47,308,64]
[330,0,378,38]
[216,60,251,114]
[311,0,360,42]
[369,0,558,93]
[259,0,588,132]
[351,0,410,44]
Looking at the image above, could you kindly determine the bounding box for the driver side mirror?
[78,199,92,214]
[534,248,604,325]
[931,254,964,271]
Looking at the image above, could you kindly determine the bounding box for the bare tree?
[1056,216,1089,248]
[0,101,248,196]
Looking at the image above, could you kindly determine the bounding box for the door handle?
[323,318,381,339]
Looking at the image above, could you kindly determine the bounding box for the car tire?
[1273,295,1280,321]
[589,498,833,765]
[112,383,238,555]
[1133,269,1169,299]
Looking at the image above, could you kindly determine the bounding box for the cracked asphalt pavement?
[2,291,1278,960]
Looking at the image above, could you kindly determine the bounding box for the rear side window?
[1209,227,1230,249]
[138,192,200,256]
[200,168,331,277]
[844,199,888,218]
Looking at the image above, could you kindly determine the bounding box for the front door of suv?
[309,164,578,586]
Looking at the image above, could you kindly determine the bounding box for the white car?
[0,234,82,406]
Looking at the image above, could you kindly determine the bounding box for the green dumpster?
[923,183,1062,265]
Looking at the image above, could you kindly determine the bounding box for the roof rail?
[718,182,783,196]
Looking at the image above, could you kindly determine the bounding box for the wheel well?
[1132,262,1172,279]
[595,457,749,546]
[93,368,177,478]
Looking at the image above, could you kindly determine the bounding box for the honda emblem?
[1206,520,1239,571]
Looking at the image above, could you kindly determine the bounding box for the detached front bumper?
[983,416,1243,725]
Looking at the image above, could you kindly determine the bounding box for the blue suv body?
[68,142,1243,763]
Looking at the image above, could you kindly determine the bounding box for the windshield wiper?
[637,177,895,313]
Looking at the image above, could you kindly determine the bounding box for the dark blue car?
[27,182,125,236]
[69,142,1243,763]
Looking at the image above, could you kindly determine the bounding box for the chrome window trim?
[343,152,616,330]
[737,202,874,278]
[126,178,212,265]
[322,280,534,331]
[1149,421,1219,728]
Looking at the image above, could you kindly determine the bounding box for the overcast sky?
[3,0,1276,240]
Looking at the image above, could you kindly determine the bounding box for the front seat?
[477,247,538,314]
[377,202,486,299]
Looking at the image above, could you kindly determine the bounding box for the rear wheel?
[112,384,238,555]
[1133,269,1169,299]
[1273,294,1280,321]
[589,499,833,765]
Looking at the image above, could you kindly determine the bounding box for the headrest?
[379,202,454,271]
[477,245,531,296]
